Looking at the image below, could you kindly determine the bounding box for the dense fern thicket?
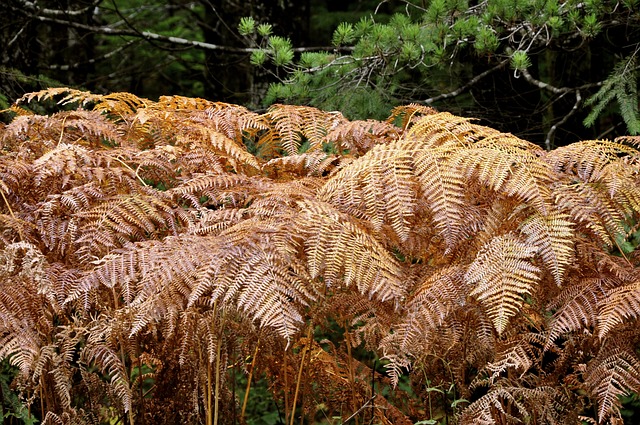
[2,89,640,424]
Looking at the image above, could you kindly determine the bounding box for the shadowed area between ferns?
[1,88,640,424]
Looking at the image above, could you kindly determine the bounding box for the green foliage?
[238,16,256,36]
[0,360,36,424]
[510,50,532,71]
[239,0,640,142]
[584,56,640,135]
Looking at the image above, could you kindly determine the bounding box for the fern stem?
[241,338,261,419]
[213,324,222,425]
[283,351,290,425]
[0,189,23,241]
[289,325,312,425]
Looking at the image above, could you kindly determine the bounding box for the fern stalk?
[289,325,313,425]
[214,315,223,425]
[241,339,261,419]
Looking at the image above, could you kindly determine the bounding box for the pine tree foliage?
[1,88,640,423]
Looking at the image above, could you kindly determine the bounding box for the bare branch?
[545,90,582,150]
[423,59,509,105]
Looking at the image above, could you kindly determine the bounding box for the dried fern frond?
[259,104,345,157]
[176,125,260,172]
[584,347,640,423]
[546,277,617,346]
[519,211,574,286]
[459,386,565,425]
[319,141,418,241]
[466,234,541,335]
[380,266,466,385]
[297,199,406,302]
[323,119,401,155]
[262,151,340,178]
[386,103,437,130]
[454,136,553,215]
[412,143,467,252]
[597,280,640,339]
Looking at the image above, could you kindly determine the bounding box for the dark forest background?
[1,0,640,148]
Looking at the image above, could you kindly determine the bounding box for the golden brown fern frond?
[597,280,640,339]
[547,141,640,248]
[466,234,541,335]
[168,172,271,209]
[156,96,268,143]
[546,277,617,346]
[262,151,340,178]
[258,104,345,157]
[379,266,466,385]
[519,211,574,286]
[459,386,566,425]
[17,87,149,117]
[175,125,260,172]
[404,111,476,148]
[323,119,401,155]
[16,87,103,108]
[413,143,467,252]
[297,199,406,301]
[319,141,418,241]
[73,190,179,260]
[453,135,554,215]
[386,103,437,130]
[584,346,640,424]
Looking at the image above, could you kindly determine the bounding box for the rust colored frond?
[177,125,259,172]
[477,339,535,386]
[259,104,345,156]
[380,267,465,385]
[298,200,406,302]
[519,211,574,286]
[598,281,640,339]
[319,142,418,241]
[74,191,178,259]
[584,347,640,423]
[323,119,401,154]
[547,278,616,346]
[467,234,541,335]
[386,103,437,130]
